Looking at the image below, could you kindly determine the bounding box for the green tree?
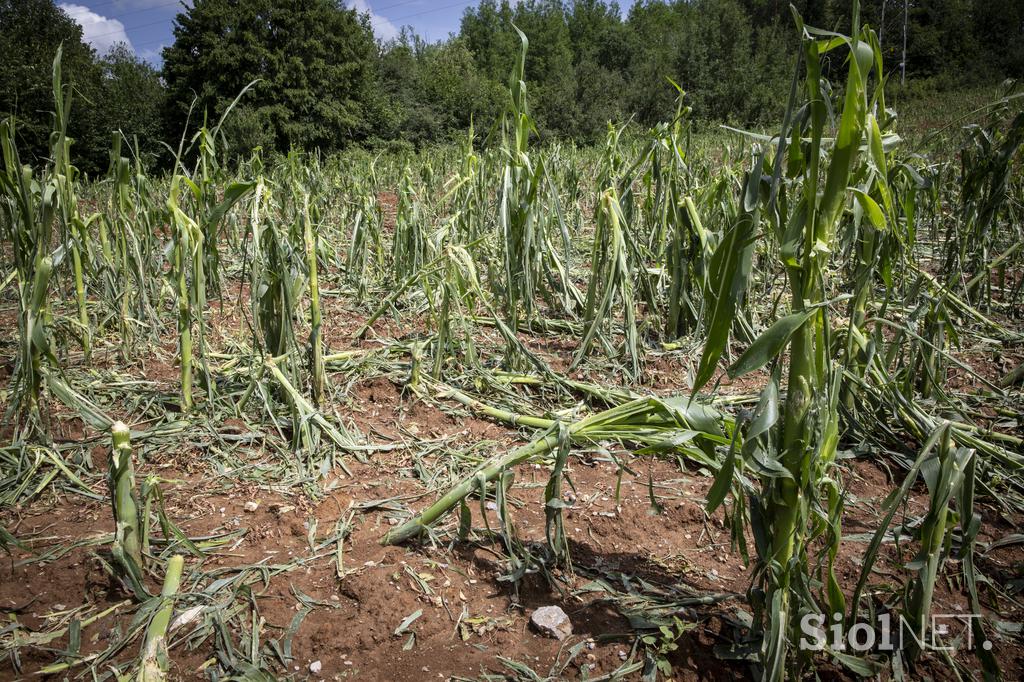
[512,1,577,138]
[972,0,1024,77]
[460,0,520,85]
[459,0,626,141]
[0,0,99,170]
[904,0,979,78]
[417,39,504,142]
[565,1,628,139]
[1,1,166,174]
[624,0,783,125]
[622,0,684,125]
[95,44,166,168]
[162,0,378,156]
[374,32,503,146]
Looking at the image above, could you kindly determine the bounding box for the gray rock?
[530,605,573,640]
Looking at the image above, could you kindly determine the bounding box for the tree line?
[2,0,1021,175]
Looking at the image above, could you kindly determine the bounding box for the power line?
[390,0,474,23]
[80,15,177,42]
[95,0,183,21]
[63,0,189,12]
[365,0,433,13]
[113,0,479,53]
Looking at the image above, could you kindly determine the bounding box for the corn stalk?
[0,51,65,439]
[383,391,728,545]
[137,555,184,682]
[698,6,877,677]
[109,421,145,592]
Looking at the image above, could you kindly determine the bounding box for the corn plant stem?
[382,426,560,545]
[772,313,813,571]
[235,359,264,415]
[25,256,54,425]
[438,385,556,430]
[764,12,866,677]
[323,349,370,363]
[137,554,184,682]
[70,239,90,358]
[382,393,707,545]
[264,358,354,473]
[911,265,1019,338]
[857,354,1024,491]
[841,225,878,411]
[848,424,949,625]
[304,199,325,404]
[1001,360,1024,387]
[906,430,958,663]
[191,232,213,406]
[963,239,1024,293]
[13,600,131,673]
[430,283,448,380]
[175,223,192,412]
[852,326,1024,451]
[353,262,444,339]
[110,421,143,570]
[867,317,1003,393]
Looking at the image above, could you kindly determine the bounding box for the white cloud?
[138,45,166,65]
[59,3,135,55]
[348,0,399,42]
[111,0,193,10]
[118,0,176,6]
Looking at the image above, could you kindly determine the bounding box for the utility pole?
[879,0,888,52]
[901,0,909,85]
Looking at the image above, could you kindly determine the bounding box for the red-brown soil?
[1,282,1022,681]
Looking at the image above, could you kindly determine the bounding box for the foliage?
[3,0,1022,164]
[162,0,378,156]
[96,45,165,168]
[374,33,504,147]
[0,0,98,171]
[0,0,166,174]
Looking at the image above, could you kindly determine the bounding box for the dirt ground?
[1,280,1023,681]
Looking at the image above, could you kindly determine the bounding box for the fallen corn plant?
[382,388,730,545]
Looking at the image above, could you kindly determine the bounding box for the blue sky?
[58,1,634,65]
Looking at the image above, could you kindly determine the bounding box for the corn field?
[1,8,1023,681]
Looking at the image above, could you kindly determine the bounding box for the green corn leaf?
[728,309,815,379]
[830,650,883,677]
[206,181,256,231]
[851,188,886,229]
[706,421,743,514]
[692,162,761,393]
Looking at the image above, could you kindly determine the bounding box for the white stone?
[530,605,573,640]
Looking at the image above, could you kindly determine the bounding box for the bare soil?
[1,286,1023,681]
